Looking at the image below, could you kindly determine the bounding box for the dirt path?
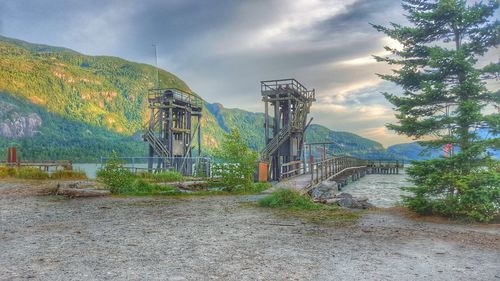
[0,182,499,281]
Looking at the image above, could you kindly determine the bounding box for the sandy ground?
[0,180,499,281]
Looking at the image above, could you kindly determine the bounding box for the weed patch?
[258,189,360,226]
[51,170,87,179]
[138,171,184,182]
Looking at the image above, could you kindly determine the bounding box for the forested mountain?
[0,35,433,162]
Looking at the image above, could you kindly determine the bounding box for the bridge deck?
[273,173,313,191]
[270,157,402,194]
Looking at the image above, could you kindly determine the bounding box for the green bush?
[51,170,87,179]
[212,129,259,191]
[258,189,322,210]
[403,158,500,222]
[138,171,184,182]
[98,152,179,195]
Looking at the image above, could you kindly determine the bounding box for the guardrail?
[261,79,315,101]
[280,160,304,180]
[279,156,403,184]
[99,156,212,177]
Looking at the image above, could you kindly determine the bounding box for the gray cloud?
[1,0,418,145]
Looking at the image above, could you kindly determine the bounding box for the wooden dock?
[0,160,73,171]
[275,156,403,192]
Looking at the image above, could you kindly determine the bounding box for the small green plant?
[97,151,136,194]
[51,170,87,179]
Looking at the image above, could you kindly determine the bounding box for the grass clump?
[258,189,323,210]
[0,166,16,178]
[51,170,87,179]
[138,171,184,182]
[14,167,49,179]
[258,189,360,225]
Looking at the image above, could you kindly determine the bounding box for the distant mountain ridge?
[0,35,442,162]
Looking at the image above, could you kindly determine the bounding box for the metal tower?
[143,88,203,175]
[261,79,316,181]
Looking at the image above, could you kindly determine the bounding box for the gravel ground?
[0,181,499,281]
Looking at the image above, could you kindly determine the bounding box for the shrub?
[98,152,180,195]
[212,129,259,191]
[403,158,500,222]
[51,170,87,179]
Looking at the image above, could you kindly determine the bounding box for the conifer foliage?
[373,0,499,221]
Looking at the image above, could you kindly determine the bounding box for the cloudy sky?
[1,0,495,146]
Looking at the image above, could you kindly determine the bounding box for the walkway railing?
[309,156,369,185]
[280,156,403,185]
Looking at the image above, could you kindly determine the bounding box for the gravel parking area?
[0,181,499,281]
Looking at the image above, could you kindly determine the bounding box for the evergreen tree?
[373,0,499,221]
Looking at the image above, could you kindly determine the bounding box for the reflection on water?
[340,170,412,208]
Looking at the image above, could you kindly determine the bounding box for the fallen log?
[57,187,110,198]
[163,181,209,189]
[56,182,110,198]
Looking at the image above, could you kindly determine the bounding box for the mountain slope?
[0,35,190,134]
[0,35,415,161]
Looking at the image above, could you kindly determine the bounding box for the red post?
[12,147,17,163]
[7,147,12,163]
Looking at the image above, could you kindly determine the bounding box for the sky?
[0,0,497,146]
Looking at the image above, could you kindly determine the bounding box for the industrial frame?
[261,78,316,181]
[143,88,203,175]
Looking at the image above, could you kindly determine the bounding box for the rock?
[0,102,42,139]
[309,180,338,200]
[323,193,374,209]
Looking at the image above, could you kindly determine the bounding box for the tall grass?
[138,171,184,182]
[51,170,87,179]
[0,167,86,180]
[13,167,49,179]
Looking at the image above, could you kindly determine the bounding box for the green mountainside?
[0,35,414,162]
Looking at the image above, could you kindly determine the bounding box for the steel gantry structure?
[143,88,203,175]
[260,79,316,181]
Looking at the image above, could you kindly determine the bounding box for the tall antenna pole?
[153,43,159,89]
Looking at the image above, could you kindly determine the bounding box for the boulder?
[309,180,338,200]
[324,193,375,209]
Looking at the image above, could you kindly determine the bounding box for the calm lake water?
[340,170,411,208]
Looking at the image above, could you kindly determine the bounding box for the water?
[340,170,412,208]
[73,163,100,179]
[73,163,150,179]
